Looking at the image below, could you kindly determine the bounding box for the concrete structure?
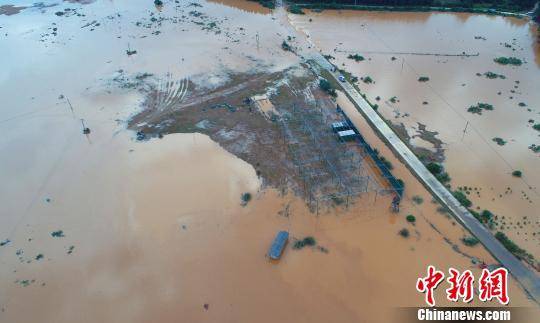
[331,121,349,132]
[337,129,356,141]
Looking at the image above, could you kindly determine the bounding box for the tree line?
[287,0,538,12]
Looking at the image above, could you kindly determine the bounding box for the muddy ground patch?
[127,65,382,211]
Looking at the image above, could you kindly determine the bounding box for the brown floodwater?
[290,10,540,258]
[0,1,538,322]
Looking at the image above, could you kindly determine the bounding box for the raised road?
[309,54,540,303]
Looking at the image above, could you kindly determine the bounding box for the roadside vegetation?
[319,78,337,97]
[426,162,451,184]
[495,231,534,262]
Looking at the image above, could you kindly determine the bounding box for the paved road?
[308,54,540,303]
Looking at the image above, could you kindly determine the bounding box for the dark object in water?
[268,231,288,260]
[136,131,146,141]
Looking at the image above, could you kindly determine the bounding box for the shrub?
[293,236,316,249]
[319,79,336,97]
[347,54,365,62]
[398,228,410,238]
[467,103,494,115]
[492,137,506,146]
[379,156,393,170]
[412,196,423,205]
[406,215,416,223]
[426,162,442,175]
[418,76,430,82]
[281,40,292,51]
[533,124,540,131]
[494,57,522,66]
[259,1,275,9]
[154,0,163,5]
[462,236,479,247]
[483,71,505,79]
[495,232,531,261]
[435,172,451,184]
[51,230,65,238]
[480,210,493,223]
[362,76,373,84]
[453,190,472,208]
[241,192,252,204]
[512,170,522,177]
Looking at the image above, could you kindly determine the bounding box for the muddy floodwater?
[0,1,539,322]
[291,10,540,259]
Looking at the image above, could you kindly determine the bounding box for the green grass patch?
[453,190,472,208]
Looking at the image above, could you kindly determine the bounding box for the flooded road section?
[290,10,540,259]
[0,1,538,322]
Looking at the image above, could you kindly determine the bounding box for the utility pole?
[66,96,74,115]
[81,119,90,134]
[461,121,469,141]
[256,32,260,50]
[400,58,404,74]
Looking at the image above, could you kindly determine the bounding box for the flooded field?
[290,10,540,261]
[0,1,539,322]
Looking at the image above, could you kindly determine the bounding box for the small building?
[268,231,289,260]
[337,129,357,141]
[331,121,349,132]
